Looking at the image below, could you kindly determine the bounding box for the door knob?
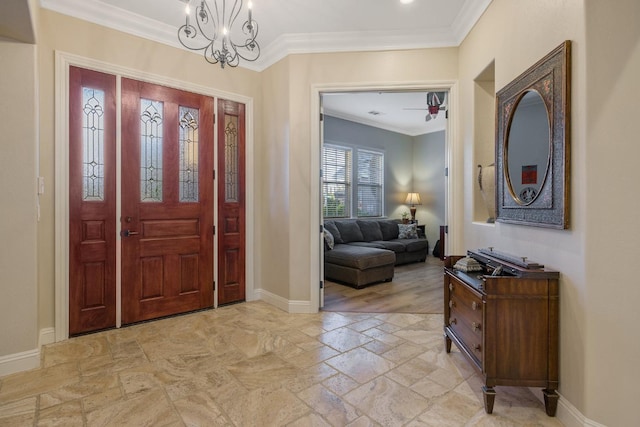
[121,229,139,237]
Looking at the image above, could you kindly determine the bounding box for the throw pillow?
[398,223,418,239]
[324,221,343,244]
[323,228,335,250]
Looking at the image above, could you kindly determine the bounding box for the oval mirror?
[505,90,551,205]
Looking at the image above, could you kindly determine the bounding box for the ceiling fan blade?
[425,114,432,122]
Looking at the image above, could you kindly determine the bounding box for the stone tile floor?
[0,301,563,426]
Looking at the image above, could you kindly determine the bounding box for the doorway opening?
[315,87,454,313]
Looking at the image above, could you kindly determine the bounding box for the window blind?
[357,149,383,217]
[322,145,351,218]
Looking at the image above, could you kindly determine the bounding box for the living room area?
[322,92,447,249]
[320,91,447,312]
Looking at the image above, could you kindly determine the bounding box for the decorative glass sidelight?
[179,106,199,202]
[140,99,163,201]
[82,87,105,201]
[224,115,239,202]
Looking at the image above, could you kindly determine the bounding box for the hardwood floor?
[322,256,444,313]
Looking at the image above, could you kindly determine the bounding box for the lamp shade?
[405,192,422,206]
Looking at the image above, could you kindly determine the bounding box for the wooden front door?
[68,66,117,335]
[120,78,214,324]
[217,100,246,305]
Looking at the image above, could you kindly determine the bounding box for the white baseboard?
[254,289,317,314]
[287,299,315,313]
[0,348,40,377]
[556,393,607,427]
[39,327,56,347]
[0,327,57,377]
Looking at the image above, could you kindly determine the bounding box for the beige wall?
[0,40,39,356]
[35,9,262,332]
[268,49,459,302]
[584,1,640,424]
[459,0,588,418]
[458,0,640,425]
[259,57,291,300]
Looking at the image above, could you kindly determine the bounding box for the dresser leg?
[543,389,559,417]
[444,334,451,353]
[482,386,496,414]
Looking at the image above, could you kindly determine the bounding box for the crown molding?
[452,0,493,44]
[40,0,493,72]
[254,27,458,71]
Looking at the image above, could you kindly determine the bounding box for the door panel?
[69,66,117,335]
[217,100,246,305]
[121,78,214,324]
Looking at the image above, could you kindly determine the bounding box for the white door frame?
[309,81,458,311]
[54,51,256,340]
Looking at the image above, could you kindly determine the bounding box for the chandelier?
[177,0,260,69]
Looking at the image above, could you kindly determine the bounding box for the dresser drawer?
[449,291,482,325]
[448,277,483,323]
[446,275,484,365]
[448,307,483,365]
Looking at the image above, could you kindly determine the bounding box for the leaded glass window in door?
[140,99,163,202]
[82,87,105,201]
[179,106,199,202]
[224,115,239,202]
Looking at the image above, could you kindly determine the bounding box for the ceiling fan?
[403,92,447,121]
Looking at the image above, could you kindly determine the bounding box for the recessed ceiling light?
[400,0,415,4]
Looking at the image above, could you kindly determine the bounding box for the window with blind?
[322,144,384,218]
[322,144,352,218]
[357,149,384,217]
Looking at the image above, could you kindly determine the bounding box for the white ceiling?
[36,0,492,135]
[323,91,448,136]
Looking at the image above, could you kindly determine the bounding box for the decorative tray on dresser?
[444,248,559,416]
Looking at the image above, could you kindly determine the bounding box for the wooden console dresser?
[444,249,559,416]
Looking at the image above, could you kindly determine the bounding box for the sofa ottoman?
[324,244,395,288]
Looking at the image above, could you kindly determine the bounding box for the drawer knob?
[474,344,482,352]
[449,317,457,325]
[471,301,479,311]
[449,283,454,292]
[449,300,455,309]
[472,322,481,332]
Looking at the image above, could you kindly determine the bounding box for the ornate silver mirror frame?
[495,41,571,229]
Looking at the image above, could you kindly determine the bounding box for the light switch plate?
[38,176,45,195]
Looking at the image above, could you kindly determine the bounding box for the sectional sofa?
[323,219,429,288]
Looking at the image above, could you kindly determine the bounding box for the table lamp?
[405,192,422,222]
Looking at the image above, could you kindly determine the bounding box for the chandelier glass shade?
[178,0,260,68]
